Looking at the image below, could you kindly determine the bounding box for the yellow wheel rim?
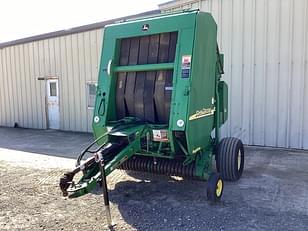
[237,150,242,171]
[216,179,223,197]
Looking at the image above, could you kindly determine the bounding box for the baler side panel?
[92,35,119,142]
[186,13,218,154]
[169,27,196,131]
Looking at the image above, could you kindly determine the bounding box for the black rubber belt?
[144,34,159,122]
[116,38,130,119]
[116,32,178,123]
[144,71,156,122]
[154,71,167,123]
[168,32,178,62]
[164,71,173,123]
[148,34,159,64]
[116,73,127,119]
[134,71,146,120]
[154,33,170,123]
[158,33,170,63]
[134,36,149,120]
[163,32,177,123]
[124,37,139,116]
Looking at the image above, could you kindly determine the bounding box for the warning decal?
[181,55,191,78]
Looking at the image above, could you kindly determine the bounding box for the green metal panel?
[185,13,218,154]
[114,63,174,72]
[169,26,196,132]
[93,11,198,139]
[103,11,197,39]
[91,10,225,178]
[218,81,228,125]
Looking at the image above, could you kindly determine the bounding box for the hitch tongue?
[59,172,75,197]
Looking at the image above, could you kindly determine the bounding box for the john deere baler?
[60,10,244,227]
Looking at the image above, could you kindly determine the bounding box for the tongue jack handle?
[98,155,114,229]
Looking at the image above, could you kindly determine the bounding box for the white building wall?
[0,29,103,132]
[1,4,307,149]
[161,0,308,149]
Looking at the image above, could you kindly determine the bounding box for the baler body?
[91,11,227,179]
[59,11,243,202]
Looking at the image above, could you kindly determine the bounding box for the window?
[49,82,57,96]
[87,83,97,108]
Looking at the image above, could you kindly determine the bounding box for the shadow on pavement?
[0,127,93,159]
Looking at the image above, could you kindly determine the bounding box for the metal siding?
[83,31,93,132]
[242,0,255,145]
[1,2,307,148]
[160,0,308,149]
[4,48,12,127]
[0,28,103,133]
[59,36,70,130]
[28,42,38,129]
[253,0,266,146]
[0,52,4,125]
[77,32,87,132]
[7,47,15,126]
[37,41,46,128]
[291,0,306,148]
[220,0,233,138]
[66,35,75,130]
[10,47,19,126]
[18,45,28,127]
[25,44,34,128]
[304,0,308,149]
[230,0,244,140]
[72,34,81,131]
[264,0,280,147]
[14,46,22,126]
[0,51,6,125]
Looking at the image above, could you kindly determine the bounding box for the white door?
[46,79,60,129]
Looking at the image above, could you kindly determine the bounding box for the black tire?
[207,173,223,202]
[216,137,244,181]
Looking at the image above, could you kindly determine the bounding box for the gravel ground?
[1,154,308,231]
[0,128,308,231]
[0,161,134,231]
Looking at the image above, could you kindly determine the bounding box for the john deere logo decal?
[142,24,149,31]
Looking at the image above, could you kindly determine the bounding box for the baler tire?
[216,137,244,181]
[207,173,223,202]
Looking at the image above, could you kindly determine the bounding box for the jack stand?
[99,159,115,230]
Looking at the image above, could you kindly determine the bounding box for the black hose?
[76,118,146,165]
